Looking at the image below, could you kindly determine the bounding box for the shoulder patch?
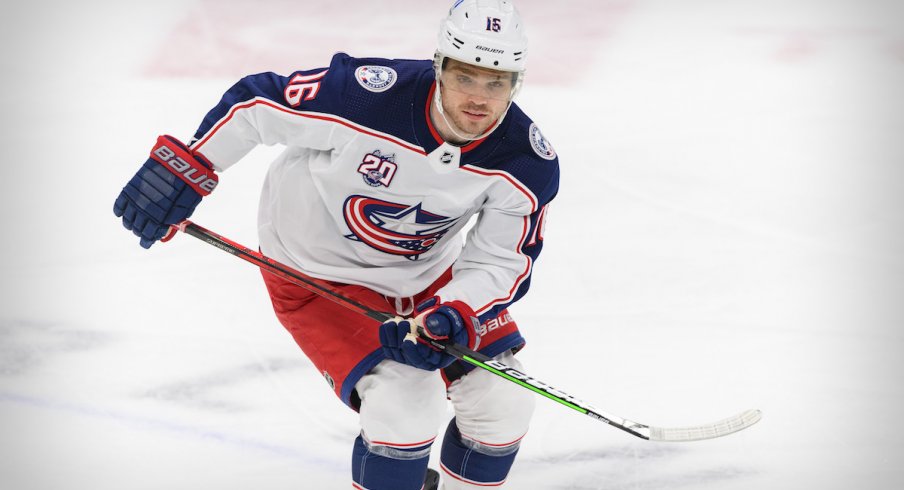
[354,65,398,93]
[529,123,556,160]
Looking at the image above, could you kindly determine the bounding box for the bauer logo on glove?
[113,135,218,249]
[150,137,218,195]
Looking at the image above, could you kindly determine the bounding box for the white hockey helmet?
[435,0,528,73]
[433,0,529,141]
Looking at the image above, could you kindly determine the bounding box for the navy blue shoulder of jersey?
[191,53,433,149]
[462,103,561,209]
[190,56,334,143]
[332,55,435,145]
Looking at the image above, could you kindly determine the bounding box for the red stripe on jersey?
[193,97,427,156]
[475,215,532,315]
[460,165,539,213]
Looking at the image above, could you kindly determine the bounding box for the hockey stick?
[170,220,762,442]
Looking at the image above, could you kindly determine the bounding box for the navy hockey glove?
[113,135,218,249]
[378,298,480,371]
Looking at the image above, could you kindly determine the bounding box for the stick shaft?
[173,220,760,441]
[173,221,632,431]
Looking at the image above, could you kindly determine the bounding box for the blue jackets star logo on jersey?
[343,196,460,260]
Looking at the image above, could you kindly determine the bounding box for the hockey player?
[113,1,558,488]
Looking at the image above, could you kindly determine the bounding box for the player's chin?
[454,119,491,138]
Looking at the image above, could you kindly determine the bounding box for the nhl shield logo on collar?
[440,151,455,164]
[355,65,398,92]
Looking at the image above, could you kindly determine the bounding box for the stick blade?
[649,409,762,442]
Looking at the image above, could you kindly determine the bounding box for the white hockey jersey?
[188,53,559,325]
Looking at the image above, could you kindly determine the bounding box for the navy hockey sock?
[352,434,432,490]
[439,419,520,486]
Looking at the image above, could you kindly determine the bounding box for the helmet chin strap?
[432,80,513,144]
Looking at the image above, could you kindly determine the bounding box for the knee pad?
[440,352,534,488]
[448,351,535,447]
[356,359,448,447]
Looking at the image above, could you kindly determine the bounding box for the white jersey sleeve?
[435,159,557,319]
[187,62,348,170]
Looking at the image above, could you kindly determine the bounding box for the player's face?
[438,59,515,140]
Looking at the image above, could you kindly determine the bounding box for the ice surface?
[1,1,903,489]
